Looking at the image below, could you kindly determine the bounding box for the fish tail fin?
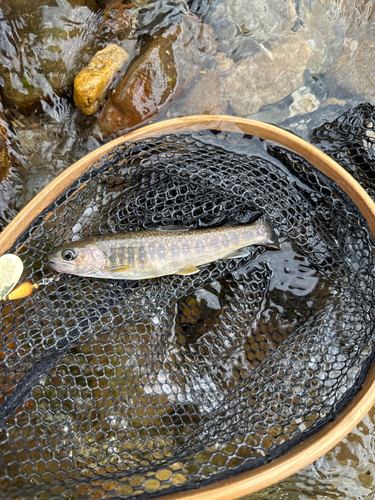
[258,216,280,249]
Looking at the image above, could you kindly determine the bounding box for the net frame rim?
[1,115,375,499]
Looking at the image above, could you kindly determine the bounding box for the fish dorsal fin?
[103,264,132,273]
[223,248,250,259]
[156,225,191,232]
[176,265,200,275]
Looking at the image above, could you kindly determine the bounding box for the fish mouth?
[47,259,69,273]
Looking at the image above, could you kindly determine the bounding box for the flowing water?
[1,0,375,499]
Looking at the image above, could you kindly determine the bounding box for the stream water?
[1,0,375,499]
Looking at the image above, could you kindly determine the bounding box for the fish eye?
[62,249,76,261]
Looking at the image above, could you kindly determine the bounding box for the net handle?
[1,116,375,498]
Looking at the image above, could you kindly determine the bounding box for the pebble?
[74,44,129,115]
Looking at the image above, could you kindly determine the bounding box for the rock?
[331,0,375,39]
[223,33,312,117]
[329,38,375,103]
[0,112,12,183]
[35,3,103,97]
[209,0,297,55]
[74,45,129,115]
[0,1,102,113]
[186,0,213,19]
[225,0,297,42]
[320,97,345,108]
[1,71,51,115]
[1,0,101,15]
[98,0,136,42]
[168,70,228,117]
[94,24,180,138]
[215,52,234,73]
[0,99,26,228]
[289,89,320,118]
[95,14,216,138]
[297,0,345,74]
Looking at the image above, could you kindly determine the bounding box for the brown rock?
[169,70,228,117]
[95,24,180,138]
[98,0,136,42]
[95,15,216,138]
[74,45,129,115]
[223,34,312,117]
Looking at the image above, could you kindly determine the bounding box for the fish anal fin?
[176,265,200,275]
[103,264,131,273]
[223,248,250,259]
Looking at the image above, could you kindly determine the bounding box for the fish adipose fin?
[103,264,131,273]
[176,265,200,275]
[223,248,250,259]
[157,225,190,232]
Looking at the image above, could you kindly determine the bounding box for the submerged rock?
[74,44,129,115]
[1,72,50,115]
[95,24,180,138]
[223,33,312,117]
[0,99,25,229]
[0,0,102,113]
[95,15,216,138]
[168,70,228,117]
[297,0,345,74]
[329,38,375,103]
[0,109,12,183]
[209,0,297,55]
[98,0,136,42]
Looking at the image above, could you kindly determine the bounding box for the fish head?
[48,241,106,277]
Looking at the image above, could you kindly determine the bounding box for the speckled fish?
[48,217,278,280]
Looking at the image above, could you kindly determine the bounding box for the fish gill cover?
[0,107,375,499]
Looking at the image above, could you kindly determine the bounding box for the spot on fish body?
[221,233,230,249]
[231,231,240,246]
[138,245,148,265]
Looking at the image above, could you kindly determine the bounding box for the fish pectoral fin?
[156,225,191,232]
[223,248,250,259]
[103,264,132,273]
[176,265,200,275]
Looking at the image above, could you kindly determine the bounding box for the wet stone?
[209,0,297,55]
[74,45,129,115]
[223,33,312,116]
[168,70,228,117]
[95,14,216,138]
[0,0,102,112]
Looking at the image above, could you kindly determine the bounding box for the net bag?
[0,110,375,499]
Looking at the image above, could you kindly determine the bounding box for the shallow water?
[1,0,375,498]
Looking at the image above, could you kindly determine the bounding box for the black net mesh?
[1,112,375,499]
[311,102,375,201]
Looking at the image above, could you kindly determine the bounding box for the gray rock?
[329,38,375,103]
[223,33,312,117]
[298,1,345,74]
[209,0,297,55]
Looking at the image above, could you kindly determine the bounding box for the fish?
[48,217,279,280]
